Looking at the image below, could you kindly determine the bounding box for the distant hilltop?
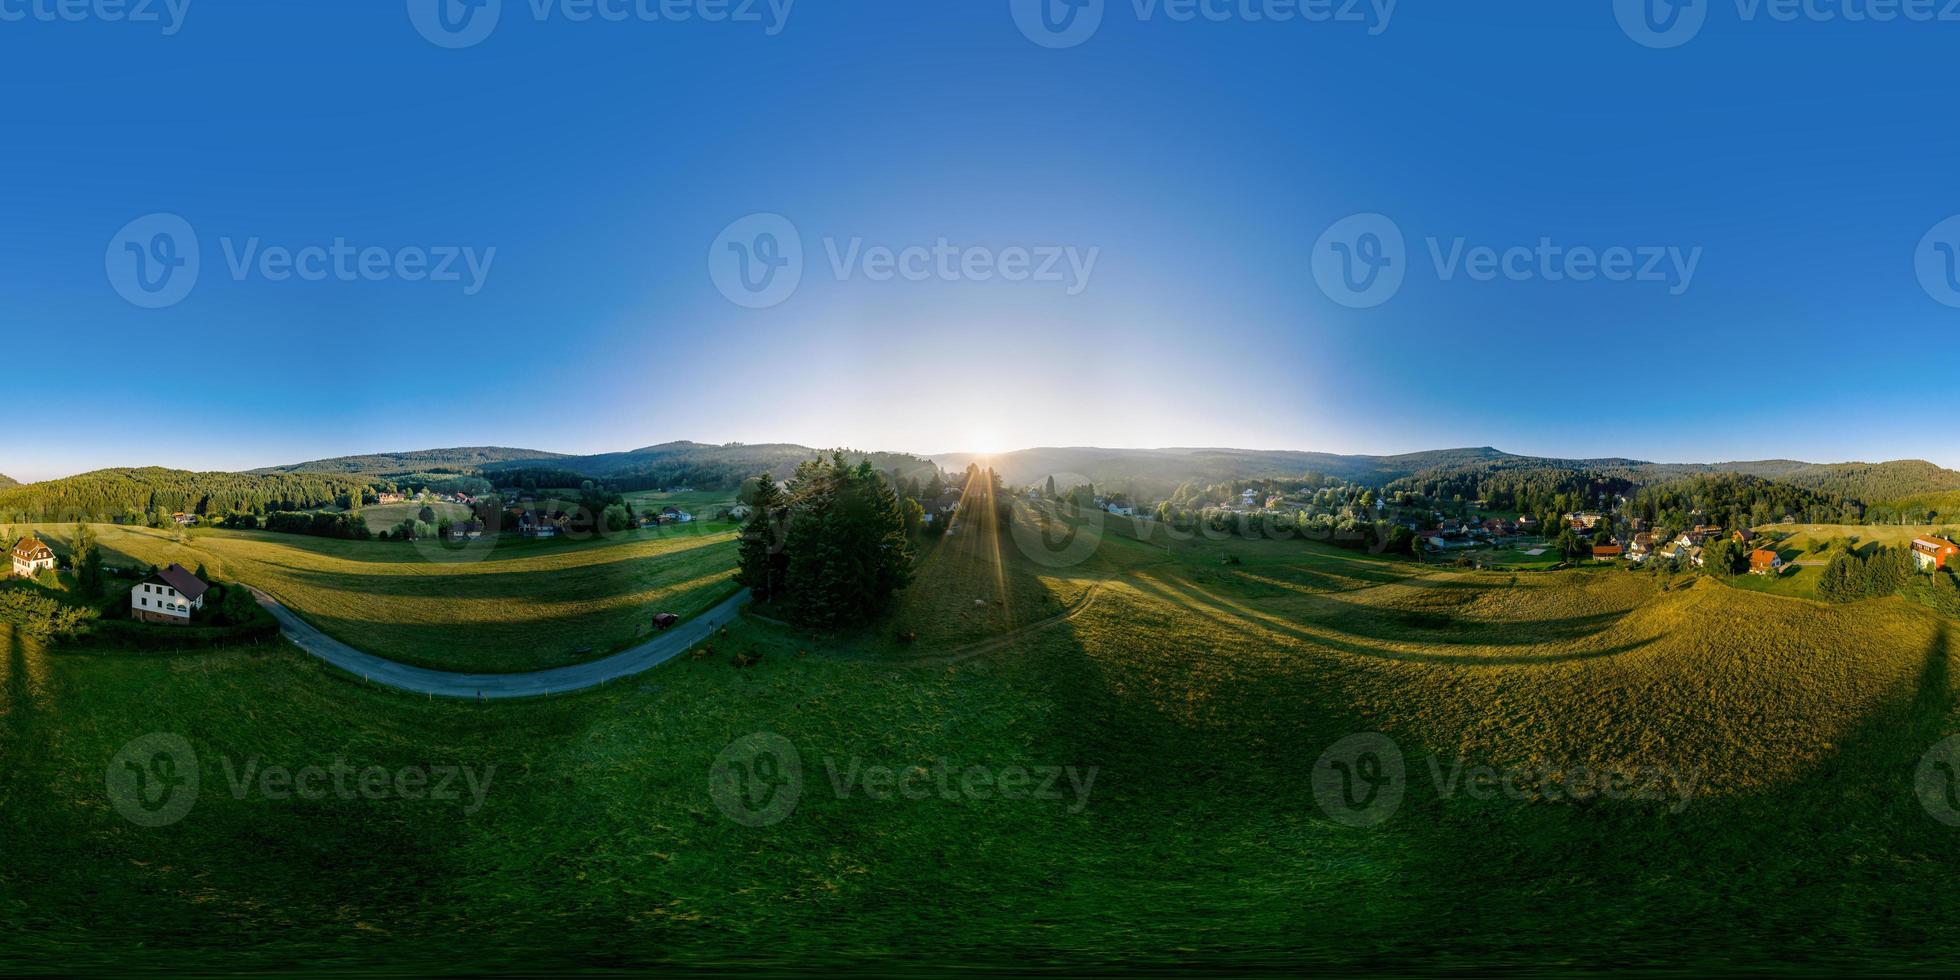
[928,446,1960,504]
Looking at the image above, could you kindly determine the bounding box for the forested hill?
[481,441,945,491]
[0,474,15,488]
[252,447,564,475]
[0,468,378,522]
[1642,459,1960,503]
[938,446,1960,504]
[932,446,1554,494]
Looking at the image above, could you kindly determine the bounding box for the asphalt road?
[250,587,750,699]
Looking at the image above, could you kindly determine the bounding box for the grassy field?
[623,489,739,519]
[7,505,1960,971]
[19,523,739,673]
[355,500,472,534]
[1760,522,1959,553]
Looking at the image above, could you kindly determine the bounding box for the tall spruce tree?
[736,473,788,603]
[773,455,914,628]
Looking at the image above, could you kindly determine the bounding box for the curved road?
[251,587,750,700]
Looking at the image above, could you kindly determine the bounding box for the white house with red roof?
[10,537,55,578]
[130,563,210,625]
[1911,536,1959,572]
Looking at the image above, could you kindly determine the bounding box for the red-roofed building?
[1749,549,1783,575]
[10,537,55,578]
[1912,536,1960,572]
[1592,544,1624,561]
[130,563,209,625]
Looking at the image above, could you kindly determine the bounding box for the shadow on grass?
[1126,571,1657,666]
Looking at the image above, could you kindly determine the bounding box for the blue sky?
[2,0,1957,481]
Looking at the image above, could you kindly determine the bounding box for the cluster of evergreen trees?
[1817,546,1920,602]
[228,511,373,540]
[736,456,913,629]
[0,468,379,523]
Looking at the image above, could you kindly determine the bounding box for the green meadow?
[5,505,1960,971]
[354,500,472,534]
[18,523,740,672]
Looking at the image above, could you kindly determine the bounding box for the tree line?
[0,468,381,523]
[737,456,914,629]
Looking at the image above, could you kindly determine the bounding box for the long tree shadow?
[1126,571,1657,666]
[1364,621,1960,970]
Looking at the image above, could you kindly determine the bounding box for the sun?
[964,426,1005,457]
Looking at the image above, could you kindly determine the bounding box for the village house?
[1627,531,1657,562]
[1591,543,1624,562]
[517,511,565,538]
[10,537,56,578]
[1749,549,1784,575]
[130,563,208,625]
[1911,536,1960,571]
[448,520,486,542]
[1732,528,1758,545]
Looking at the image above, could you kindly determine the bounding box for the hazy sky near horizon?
[3,1,1958,482]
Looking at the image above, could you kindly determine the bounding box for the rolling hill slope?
[936,446,1960,502]
[251,447,565,475]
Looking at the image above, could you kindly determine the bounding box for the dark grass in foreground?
[4,509,1960,972]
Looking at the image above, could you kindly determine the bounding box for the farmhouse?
[1733,528,1758,545]
[11,537,56,578]
[1911,536,1960,571]
[1626,532,1657,562]
[131,563,208,625]
[1749,549,1784,575]
[1591,543,1623,562]
[517,511,564,538]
